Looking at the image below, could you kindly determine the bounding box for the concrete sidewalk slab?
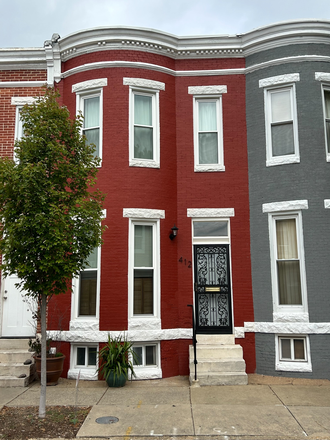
[7,386,107,407]
[191,384,280,405]
[192,404,305,437]
[0,388,27,408]
[99,385,190,405]
[271,385,330,406]
[77,404,193,437]
[289,406,330,437]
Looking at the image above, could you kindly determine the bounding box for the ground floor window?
[276,335,311,372]
[75,345,98,368]
[279,337,306,361]
[133,343,158,367]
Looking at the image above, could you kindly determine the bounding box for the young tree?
[0,87,105,417]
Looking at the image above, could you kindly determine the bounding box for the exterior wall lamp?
[169,224,178,240]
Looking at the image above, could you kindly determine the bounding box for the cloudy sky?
[1,0,330,48]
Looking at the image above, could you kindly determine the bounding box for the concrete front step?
[190,358,246,373]
[0,349,34,363]
[0,362,35,376]
[191,372,248,386]
[0,375,30,387]
[196,334,235,345]
[0,338,32,350]
[190,344,243,360]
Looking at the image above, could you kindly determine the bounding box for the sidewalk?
[1,375,330,439]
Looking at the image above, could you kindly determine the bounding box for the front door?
[1,274,35,337]
[194,244,232,334]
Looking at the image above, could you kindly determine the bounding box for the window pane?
[84,97,99,128]
[277,261,302,305]
[134,269,153,314]
[146,345,156,365]
[324,90,330,119]
[79,270,97,316]
[271,123,294,156]
[133,347,143,365]
[271,90,292,122]
[199,101,217,131]
[88,347,97,366]
[276,219,298,259]
[281,339,291,359]
[134,94,152,126]
[77,347,86,366]
[294,339,305,360]
[194,221,228,237]
[134,225,153,267]
[85,248,98,269]
[199,133,218,164]
[134,126,153,159]
[84,128,99,157]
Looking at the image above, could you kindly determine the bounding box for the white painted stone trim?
[187,208,235,218]
[273,312,309,323]
[72,78,107,93]
[11,97,37,106]
[123,208,165,219]
[128,317,161,331]
[129,159,160,168]
[315,72,330,82]
[69,320,99,332]
[47,327,193,343]
[234,327,245,338]
[0,81,45,88]
[259,73,300,88]
[123,77,165,90]
[266,156,300,167]
[194,164,226,172]
[262,200,308,213]
[324,200,330,209]
[133,367,162,380]
[68,369,98,380]
[241,322,330,334]
[188,85,227,95]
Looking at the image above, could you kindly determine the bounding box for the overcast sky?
[1,0,330,48]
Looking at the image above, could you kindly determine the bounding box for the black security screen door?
[194,244,232,334]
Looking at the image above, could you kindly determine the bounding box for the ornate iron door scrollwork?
[194,244,232,334]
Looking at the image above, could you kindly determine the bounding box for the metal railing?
[187,304,197,381]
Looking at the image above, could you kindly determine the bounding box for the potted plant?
[29,336,65,386]
[98,333,137,387]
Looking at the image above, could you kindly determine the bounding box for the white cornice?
[0,81,46,88]
[0,48,46,69]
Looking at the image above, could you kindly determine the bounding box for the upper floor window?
[188,85,227,172]
[72,78,107,164]
[11,97,36,163]
[260,74,300,167]
[322,86,330,161]
[124,78,164,169]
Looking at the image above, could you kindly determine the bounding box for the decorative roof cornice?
[0,48,46,69]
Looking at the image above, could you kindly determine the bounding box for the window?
[11,97,36,163]
[268,211,307,314]
[276,335,311,372]
[78,248,99,317]
[133,344,157,367]
[322,87,330,160]
[73,78,107,163]
[124,78,164,168]
[265,86,299,166]
[133,223,155,315]
[75,346,98,368]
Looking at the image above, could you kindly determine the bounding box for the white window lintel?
[324,200,330,209]
[123,208,165,219]
[259,73,300,88]
[315,72,330,82]
[188,85,227,95]
[72,78,107,93]
[11,97,36,106]
[123,77,165,91]
[187,208,234,218]
[262,200,308,213]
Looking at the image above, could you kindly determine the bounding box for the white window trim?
[11,97,36,163]
[275,335,312,372]
[124,78,164,169]
[73,79,106,164]
[259,73,300,89]
[187,208,234,218]
[262,200,308,213]
[268,211,308,316]
[190,86,226,172]
[321,84,330,162]
[263,83,300,167]
[128,218,161,327]
[68,343,99,380]
[70,246,101,325]
[192,218,231,245]
[324,199,330,209]
[131,341,161,380]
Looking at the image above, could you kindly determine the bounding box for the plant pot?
[35,355,65,386]
[106,371,127,387]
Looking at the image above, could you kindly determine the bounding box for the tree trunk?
[39,293,47,418]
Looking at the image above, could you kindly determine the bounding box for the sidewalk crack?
[189,385,196,436]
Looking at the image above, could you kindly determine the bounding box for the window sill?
[128,317,161,331]
[69,319,99,331]
[131,366,162,380]
[129,159,160,168]
[194,164,225,172]
[68,368,98,380]
[275,361,312,372]
[273,312,309,323]
[266,156,300,167]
